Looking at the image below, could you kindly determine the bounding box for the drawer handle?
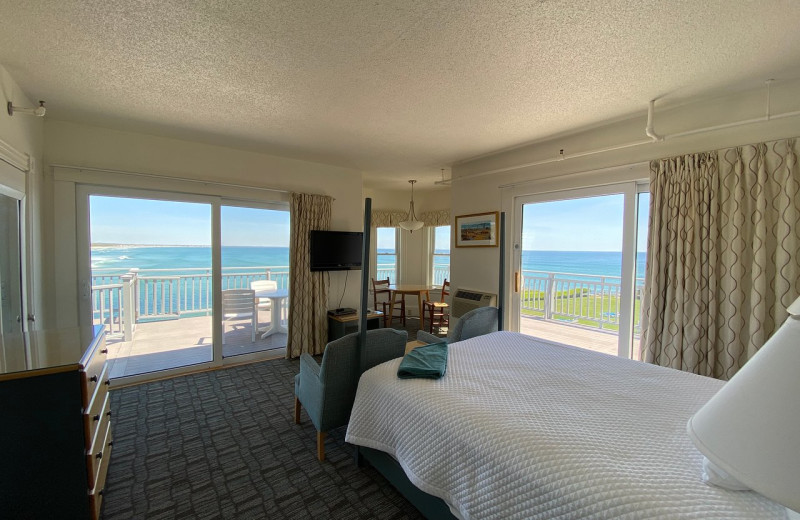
[107,411,112,417]
[90,375,98,383]
[104,379,111,386]
[96,452,103,460]
[108,441,114,447]
[93,414,100,422]
[101,348,108,354]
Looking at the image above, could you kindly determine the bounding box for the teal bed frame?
[359,446,457,519]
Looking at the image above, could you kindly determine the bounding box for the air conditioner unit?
[451,289,497,319]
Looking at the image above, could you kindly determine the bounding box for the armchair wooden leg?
[317,431,327,462]
[294,397,301,424]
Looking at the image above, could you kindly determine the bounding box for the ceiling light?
[398,180,424,232]
[7,100,46,117]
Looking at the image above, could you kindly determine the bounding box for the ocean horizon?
[92,244,645,279]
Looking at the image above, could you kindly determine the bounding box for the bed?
[345,331,788,519]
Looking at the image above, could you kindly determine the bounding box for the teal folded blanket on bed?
[397,341,448,379]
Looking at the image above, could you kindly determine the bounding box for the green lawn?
[520,290,642,332]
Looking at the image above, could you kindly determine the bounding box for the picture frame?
[455,211,499,247]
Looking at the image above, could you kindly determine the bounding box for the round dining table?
[388,284,434,330]
[254,288,289,338]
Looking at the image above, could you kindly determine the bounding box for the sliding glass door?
[0,192,26,372]
[89,195,214,378]
[512,182,648,358]
[79,187,291,383]
[220,204,290,359]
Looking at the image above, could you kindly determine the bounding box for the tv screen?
[309,230,363,271]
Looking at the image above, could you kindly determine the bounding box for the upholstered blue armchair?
[416,306,498,345]
[294,328,407,461]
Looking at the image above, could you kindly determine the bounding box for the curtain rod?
[50,163,292,195]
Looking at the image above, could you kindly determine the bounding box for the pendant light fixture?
[398,180,424,232]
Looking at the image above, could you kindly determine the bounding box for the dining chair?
[372,278,405,327]
[250,279,278,326]
[422,279,450,334]
[221,289,257,343]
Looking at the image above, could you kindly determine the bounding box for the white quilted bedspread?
[345,331,787,520]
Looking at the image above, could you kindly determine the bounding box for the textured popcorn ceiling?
[1,1,799,188]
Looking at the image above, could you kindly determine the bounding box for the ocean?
[91,246,645,279]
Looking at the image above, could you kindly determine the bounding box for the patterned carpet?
[102,356,424,519]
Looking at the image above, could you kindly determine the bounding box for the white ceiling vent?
[451,289,496,319]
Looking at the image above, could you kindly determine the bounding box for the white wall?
[450,79,800,325]
[0,64,45,334]
[42,119,365,328]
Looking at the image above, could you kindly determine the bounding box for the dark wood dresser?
[0,325,111,519]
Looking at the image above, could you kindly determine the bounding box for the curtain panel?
[287,192,333,358]
[641,138,800,380]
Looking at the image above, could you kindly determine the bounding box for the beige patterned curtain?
[641,138,800,379]
[287,192,333,358]
[420,209,450,226]
[371,210,407,228]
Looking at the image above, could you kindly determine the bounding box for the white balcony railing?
[519,270,645,332]
[96,265,640,340]
[91,266,290,339]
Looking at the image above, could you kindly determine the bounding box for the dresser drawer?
[81,335,108,407]
[83,378,110,451]
[86,415,112,490]
[88,427,112,520]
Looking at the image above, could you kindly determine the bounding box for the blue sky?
[522,194,649,252]
[90,196,290,246]
[90,194,646,251]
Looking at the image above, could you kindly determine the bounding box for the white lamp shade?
[687,301,800,511]
[398,219,424,231]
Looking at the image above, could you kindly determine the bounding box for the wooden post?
[358,198,372,375]
[355,197,372,467]
[498,212,505,331]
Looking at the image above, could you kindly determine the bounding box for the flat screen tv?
[309,230,363,271]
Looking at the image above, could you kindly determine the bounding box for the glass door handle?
[514,272,521,293]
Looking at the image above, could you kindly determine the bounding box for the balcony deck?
[107,315,287,379]
[519,315,620,356]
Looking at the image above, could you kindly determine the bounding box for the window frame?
[429,225,451,287]
[373,226,399,284]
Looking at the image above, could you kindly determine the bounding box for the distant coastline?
[91,243,261,249]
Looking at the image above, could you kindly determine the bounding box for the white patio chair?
[222,289,257,343]
[250,279,278,325]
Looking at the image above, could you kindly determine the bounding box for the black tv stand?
[328,307,357,316]
[327,311,384,341]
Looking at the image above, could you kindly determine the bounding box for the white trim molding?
[0,136,31,172]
